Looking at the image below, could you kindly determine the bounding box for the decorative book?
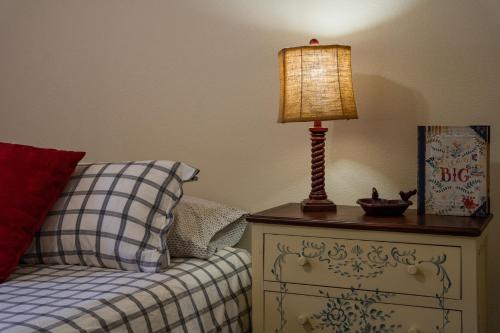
[417,126,490,216]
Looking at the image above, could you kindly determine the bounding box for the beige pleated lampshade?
[278,44,358,123]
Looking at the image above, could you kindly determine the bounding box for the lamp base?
[301,120,337,213]
[301,199,337,212]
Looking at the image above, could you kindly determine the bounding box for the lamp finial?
[309,38,319,45]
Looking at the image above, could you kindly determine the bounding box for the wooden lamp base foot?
[301,199,337,212]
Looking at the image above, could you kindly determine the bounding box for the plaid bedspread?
[0,248,251,333]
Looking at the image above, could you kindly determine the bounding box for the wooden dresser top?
[246,203,493,237]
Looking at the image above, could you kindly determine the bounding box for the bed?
[0,248,251,333]
[0,155,252,332]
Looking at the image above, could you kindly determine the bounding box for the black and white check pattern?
[1,248,251,333]
[23,160,199,272]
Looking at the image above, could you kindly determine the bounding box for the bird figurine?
[399,189,417,202]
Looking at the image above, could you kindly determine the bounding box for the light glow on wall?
[197,0,421,37]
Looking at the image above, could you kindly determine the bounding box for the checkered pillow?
[22,160,199,272]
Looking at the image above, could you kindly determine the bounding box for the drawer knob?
[407,265,419,275]
[297,313,309,325]
[408,326,419,333]
[297,256,309,266]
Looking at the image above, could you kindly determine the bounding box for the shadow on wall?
[327,74,428,203]
[487,161,499,327]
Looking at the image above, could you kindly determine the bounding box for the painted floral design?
[271,239,452,333]
[312,287,402,333]
[272,240,417,280]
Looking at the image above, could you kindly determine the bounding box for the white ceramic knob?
[297,313,309,325]
[408,326,419,333]
[297,256,308,266]
[407,265,419,275]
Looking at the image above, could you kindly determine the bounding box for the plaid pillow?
[23,160,199,272]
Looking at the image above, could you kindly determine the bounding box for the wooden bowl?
[356,198,413,217]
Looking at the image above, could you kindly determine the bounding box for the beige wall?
[1,0,499,329]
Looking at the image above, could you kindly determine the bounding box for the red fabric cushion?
[0,142,85,282]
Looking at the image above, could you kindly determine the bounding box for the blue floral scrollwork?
[313,287,402,333]
[271,240,452,332]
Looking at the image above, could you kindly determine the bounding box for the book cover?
[417,126,490,216]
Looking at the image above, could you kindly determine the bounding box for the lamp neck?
[314,120,322,128]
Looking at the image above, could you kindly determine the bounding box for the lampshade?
[278,44,357,123]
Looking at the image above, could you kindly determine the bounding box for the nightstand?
[247,204,492,333]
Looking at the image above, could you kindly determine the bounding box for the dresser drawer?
[264,234,461,299]
[264,291,461,333]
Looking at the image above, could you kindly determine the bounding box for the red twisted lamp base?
[301,120,337,212]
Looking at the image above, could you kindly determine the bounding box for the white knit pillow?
[168,196,248,258]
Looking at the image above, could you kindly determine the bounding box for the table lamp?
[278,39,358,212]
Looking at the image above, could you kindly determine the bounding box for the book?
[417,126,490,216]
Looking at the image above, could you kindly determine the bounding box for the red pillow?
[0,142,85,282]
